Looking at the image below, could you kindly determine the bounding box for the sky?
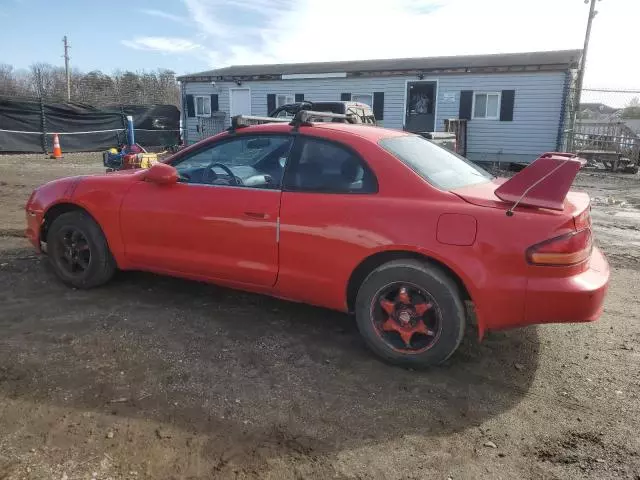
[0,0,638,104]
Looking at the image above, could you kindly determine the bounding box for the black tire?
[355,259,465,368]
[47,210,116,289]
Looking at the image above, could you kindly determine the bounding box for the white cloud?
[139,0,639,98]
[138,9,190,26]
[183,0,231,37]
[223,0,587,71]
[121,37,201,53]
[183,0,281,39]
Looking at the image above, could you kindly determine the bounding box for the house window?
[277,94,295,107]
[473,92,501,119]
[195,96,211,117]
[352,93,373,107]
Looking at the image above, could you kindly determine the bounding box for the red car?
[25,114,609,367]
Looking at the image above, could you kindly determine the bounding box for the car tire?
[355,259,465,368]
[47,211,116,289]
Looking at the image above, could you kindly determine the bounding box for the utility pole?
[63,35,71,101]
[569,0,599,151]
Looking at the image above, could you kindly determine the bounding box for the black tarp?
[0,97,180,153]
[0,97,46,152]
[43,101,126,153]
[113,105,181,148]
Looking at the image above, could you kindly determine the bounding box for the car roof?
[231,122,408,142]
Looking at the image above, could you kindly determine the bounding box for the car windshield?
[379,135,493,190]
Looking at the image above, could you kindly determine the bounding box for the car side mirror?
[144,163,178,185]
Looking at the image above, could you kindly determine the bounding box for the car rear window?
[379,135,493,190]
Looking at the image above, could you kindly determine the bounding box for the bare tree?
[0,63,180,108]
[0,64,17,95]
[622,97,640,119]
[29,63,67,99]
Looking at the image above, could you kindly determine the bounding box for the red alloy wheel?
[371,283,442,354]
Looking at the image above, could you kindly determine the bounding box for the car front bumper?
[25,210,43,253]
[524,246,609,325]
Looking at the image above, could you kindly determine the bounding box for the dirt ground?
[1,153,639,480]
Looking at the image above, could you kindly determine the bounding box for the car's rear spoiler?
[495,152,586,211]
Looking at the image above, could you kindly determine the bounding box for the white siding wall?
[184,71,566,163]
[182,82,231,145]
[435,72,566,163]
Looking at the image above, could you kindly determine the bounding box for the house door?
[230,88,251,117]
[405,81,437,133]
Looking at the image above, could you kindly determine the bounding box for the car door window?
[284,137,377,193]
[171,135,293,189]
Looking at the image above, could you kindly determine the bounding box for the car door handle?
[244,211,269,219]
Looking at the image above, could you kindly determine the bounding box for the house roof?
[178,49,581,81]
[580,103,620,115]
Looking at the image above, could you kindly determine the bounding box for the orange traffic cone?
[50,133,63,159]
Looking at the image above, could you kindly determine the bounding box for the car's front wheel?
[355,259,465,368]
[47,210,116,289]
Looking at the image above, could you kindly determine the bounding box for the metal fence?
[197,112,228,140]
[564,87,640,167]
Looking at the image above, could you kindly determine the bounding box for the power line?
[583,88,640,94]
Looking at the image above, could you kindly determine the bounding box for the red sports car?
[25,114,609,367]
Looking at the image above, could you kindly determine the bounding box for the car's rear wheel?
[47,211,116,289]
[355,259,465,368]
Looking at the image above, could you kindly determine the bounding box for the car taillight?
[527,229,592,266]
[574,205,592,231]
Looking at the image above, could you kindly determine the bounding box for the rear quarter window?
[379,135,493,190]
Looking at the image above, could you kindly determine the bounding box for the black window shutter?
[186,94,195,117]
[341,93,351,101]
[459,90,473,120]
[500,90,515,121]
[210,94,219,112]
[373,92,384,120]
[295,93,304,102]
[267,94,276,115]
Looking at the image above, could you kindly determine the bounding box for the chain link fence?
[197,112,228,140]
[562,87,640,171]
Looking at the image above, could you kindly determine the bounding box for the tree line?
[621,97,640,119]
[0,63,180,107]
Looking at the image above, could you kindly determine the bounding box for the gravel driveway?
[0,154,639,479]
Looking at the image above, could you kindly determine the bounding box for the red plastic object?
[143,163,178,185]
[495,153,586,211]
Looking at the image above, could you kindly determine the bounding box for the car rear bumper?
[524,246,609,325]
